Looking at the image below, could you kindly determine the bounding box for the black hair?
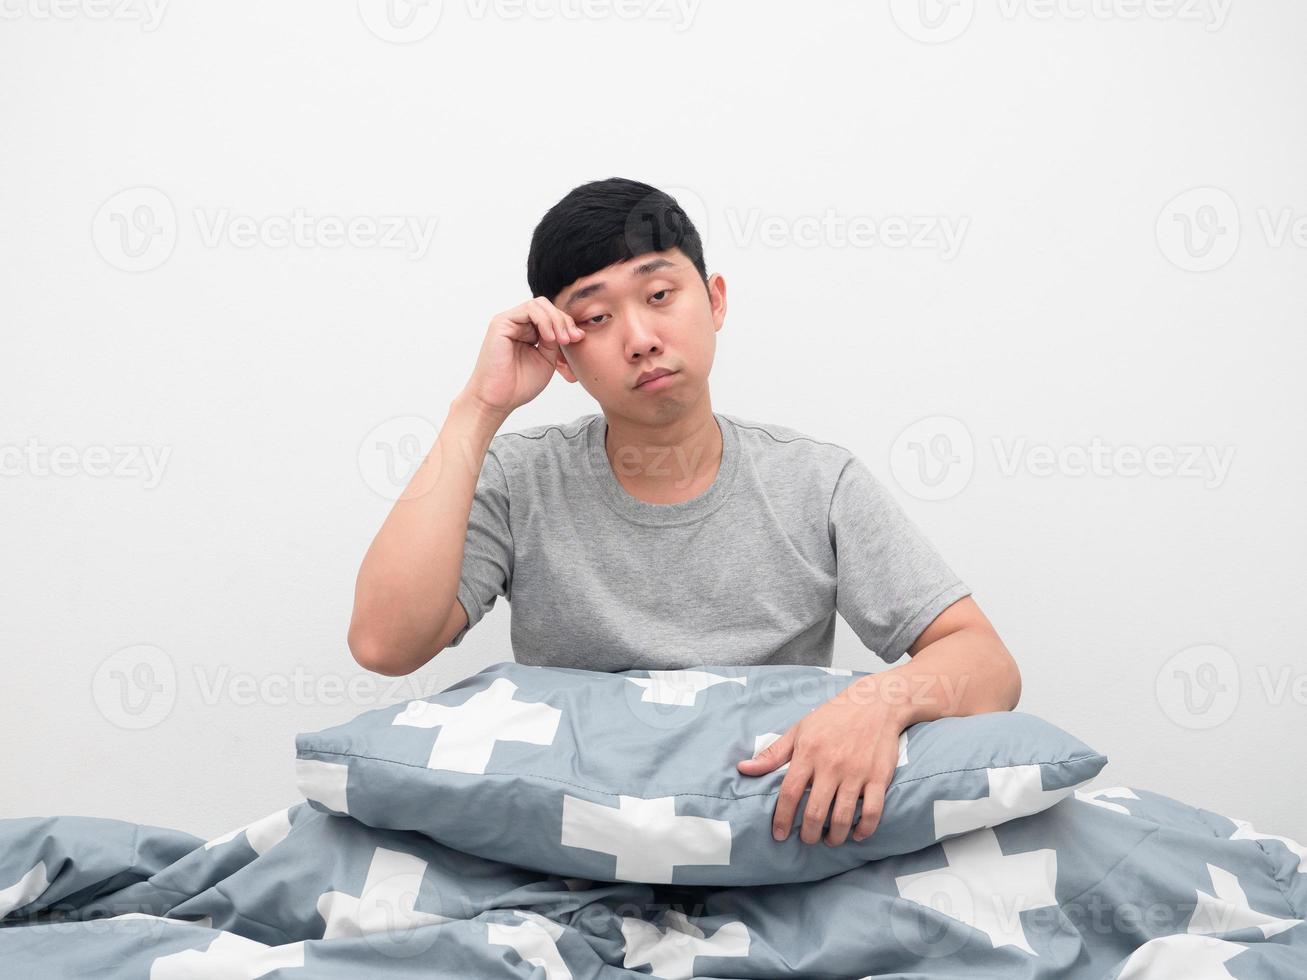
[527,177,709,306]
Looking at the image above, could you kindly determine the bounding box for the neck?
[602,397,722,504]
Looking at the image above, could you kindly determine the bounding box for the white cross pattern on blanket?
[317,846,452,939]
[486,910,572,980]
[1188,862,1301,939]
[203,807,293,855]
[752,729,909,775]
[1115,934,1248,979]
[1073,785,1140,815]
[626,670,746,706]
[620,909,750,980]
[147,926,307,979]
[1227,817,1307,873]
[392,677,561,774]
[894,826,1057,955]
[108,912,214,930]
[560,795,732,883]
[0,861,49,917]
[934,764,1088,839]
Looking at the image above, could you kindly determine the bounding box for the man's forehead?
[559,251,682,310]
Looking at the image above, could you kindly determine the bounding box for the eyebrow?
[562,258,678,311]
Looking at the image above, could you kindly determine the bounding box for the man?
[348,177,1021,848]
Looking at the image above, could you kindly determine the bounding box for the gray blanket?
[3,670,1305,978]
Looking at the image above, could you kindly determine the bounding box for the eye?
[580,290,670,326]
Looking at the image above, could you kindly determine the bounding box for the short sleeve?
[829,454,972,664]
[445,448,514,648]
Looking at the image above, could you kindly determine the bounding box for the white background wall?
[2,1,1303,844]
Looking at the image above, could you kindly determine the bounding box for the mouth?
[635,369,677,388]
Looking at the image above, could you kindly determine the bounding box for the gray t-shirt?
[447,410,971,671]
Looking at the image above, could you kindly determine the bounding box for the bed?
[3,661,1304,978]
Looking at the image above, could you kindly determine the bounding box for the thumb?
[738,731,793,774]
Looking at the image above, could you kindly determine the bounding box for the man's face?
[550,247,726,417]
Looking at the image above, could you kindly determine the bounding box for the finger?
[541,301,577,345]
[851,779,887,841]
[771,761,812,841]
[739,729,794,775]
[508,300,580,346]
[503,300,549,332]
[495,312,535,345]
[528,299,561,347]
[799,774,839,845]
[503,312,543,348]
[824,779,865,846]
[558,310,581,343]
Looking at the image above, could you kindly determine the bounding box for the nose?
[631,339,661,360]
[624,310,663,361]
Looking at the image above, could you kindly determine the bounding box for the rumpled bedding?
[3,694,1305,978]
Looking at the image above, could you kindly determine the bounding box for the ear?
[553,347,578,384]
[708,272,727,332]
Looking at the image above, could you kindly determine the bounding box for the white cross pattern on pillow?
[620,909,750,980]
[295,758,350,814]
[392,677,562,774]
[752,729,909,775]
[560,795,732,883]
[933,764,1090,839]
[626,670,746,706]
[894,826,1058,955]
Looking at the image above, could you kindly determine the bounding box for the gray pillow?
[295,661,1106,887]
